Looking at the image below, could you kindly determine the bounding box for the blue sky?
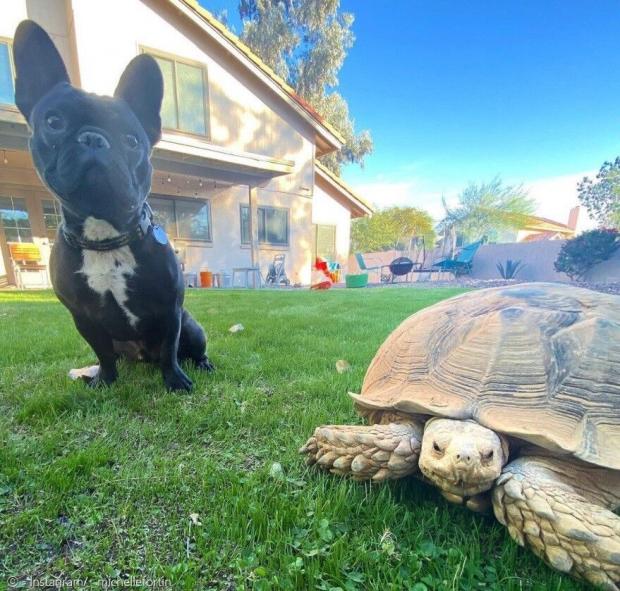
[201,1,620,224]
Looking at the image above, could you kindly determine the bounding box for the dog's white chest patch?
[79,217,139,327]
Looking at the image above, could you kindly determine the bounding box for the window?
[240,205,289,247]
[315,224,337,261]
[258,207,289,245]
[0,196,33,242]
[151,197,176,234]
[150,195,211,241]
[0,40,15,105]
[145,51,208,136]
[42,199,62,239]
[240,205,250,245]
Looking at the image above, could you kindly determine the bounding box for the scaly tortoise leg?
[492,455,620,590]
[300,420,423,481]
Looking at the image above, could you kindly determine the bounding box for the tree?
[438,178,536,243]
[351,206,435,253]
[238,0,372,174]
[577,158,620,229]
[554,229,620,280]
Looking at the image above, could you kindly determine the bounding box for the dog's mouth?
[54,147,130,192]
[42,154,137,223]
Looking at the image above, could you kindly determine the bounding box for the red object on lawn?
[315,258,329,272]
[316,257,341,281]
[311,280,332,290]
[311,257,333,289]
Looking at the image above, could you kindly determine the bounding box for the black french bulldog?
[13,20,213,391]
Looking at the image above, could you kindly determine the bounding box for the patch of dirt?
[576,281,620,296]
[243,455,261,471]
[206,570,236,590]
[363,278,523,289]
[363,278,620,295]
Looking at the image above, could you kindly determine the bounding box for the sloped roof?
[522,215,573,233]
[315,160,374,218]
[521,231,565,242]
[170,0,345,154]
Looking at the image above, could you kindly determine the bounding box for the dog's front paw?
[87,366,118,388]
[195,356,215,372]
[164,366,193,392]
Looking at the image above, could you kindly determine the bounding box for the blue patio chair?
[432,240,483,276]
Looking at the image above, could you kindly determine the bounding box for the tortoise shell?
[354,283,620,470]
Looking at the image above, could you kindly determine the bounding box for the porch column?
[248,185,259,268]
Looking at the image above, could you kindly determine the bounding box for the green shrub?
[554,229,620,280]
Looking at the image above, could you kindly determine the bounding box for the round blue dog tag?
[152,225,168,245]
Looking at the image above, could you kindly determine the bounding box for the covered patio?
[0,127,298,287]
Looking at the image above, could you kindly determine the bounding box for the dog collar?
[61,203,154,251]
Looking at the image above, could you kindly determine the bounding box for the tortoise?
[300,283,620,589]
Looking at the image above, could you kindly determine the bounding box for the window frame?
[239,204,251,246]
[0,37,16,108]
[140,46,210,140]
[240,204,290,248]
[149,194,213,243]
[41,198,62,239]
[0,195,33,243]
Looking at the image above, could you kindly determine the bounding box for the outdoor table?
[232,267,263,288]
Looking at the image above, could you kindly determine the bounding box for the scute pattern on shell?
[356,284,620,469]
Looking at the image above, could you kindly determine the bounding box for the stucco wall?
[583,247,620,283]
[256,189,313,285]
[472,240,620,283]
[1,1,78,80]
[174,187,314,285]
[470,241,571,282]
[173,185,250,280]
[0,2,27,39]
[312,184,351,266]
[69,0,314,196]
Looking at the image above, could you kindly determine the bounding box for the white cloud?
[351,179,457,221]
[524,171,596,232]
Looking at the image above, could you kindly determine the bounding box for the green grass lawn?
[0,288,586,591]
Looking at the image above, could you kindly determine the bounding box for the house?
[0,0,372,287]
[514,206,580,243]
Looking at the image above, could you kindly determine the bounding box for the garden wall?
[470,241,571,282]
[351,241,620,284]
[582,248,620,283]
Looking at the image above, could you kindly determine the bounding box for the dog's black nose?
[77,130,111,149]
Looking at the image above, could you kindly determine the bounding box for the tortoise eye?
[483,450,494,461]
[432,441,442,453]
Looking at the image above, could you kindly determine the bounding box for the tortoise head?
[419,418,509,497]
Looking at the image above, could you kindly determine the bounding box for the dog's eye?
[46,113,65,131]
[124,134,139,149]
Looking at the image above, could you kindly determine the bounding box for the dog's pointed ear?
[114,54,163,146]
[13,20,70,121]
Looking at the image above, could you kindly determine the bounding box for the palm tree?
[438,177,537,244]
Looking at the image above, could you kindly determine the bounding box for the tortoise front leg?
[300,420,423,481]
[492,455,620,590]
